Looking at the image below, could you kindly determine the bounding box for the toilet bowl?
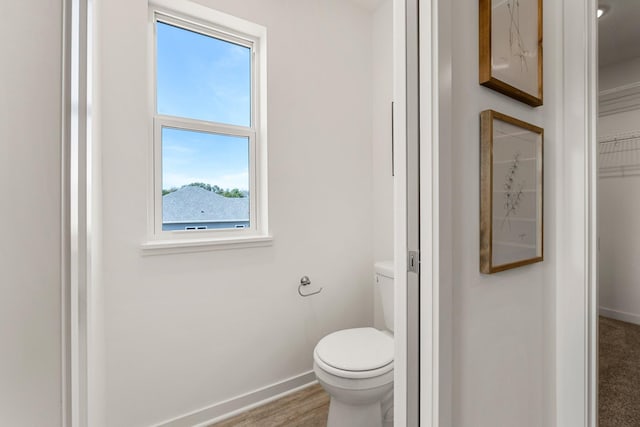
[314,327,393,427]
[313,261,395,427]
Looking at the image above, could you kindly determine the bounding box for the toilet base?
[314,360,393,427]
[327,397,383,427]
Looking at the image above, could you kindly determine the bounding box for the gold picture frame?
[479,0,543,107]
[480,110,543,274]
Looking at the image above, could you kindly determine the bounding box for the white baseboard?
[153,371,317,427]
[599,307,640,326]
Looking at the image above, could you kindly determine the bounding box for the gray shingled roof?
[163,186,249,223]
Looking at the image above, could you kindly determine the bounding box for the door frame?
[63,0,599,426]
[62,0,94,425]
[68,1,422,426]
[411,0,600,426]
[418,0,447,426]
[392,0,411,425]
[556,0,599,425]
[396,0,449,425]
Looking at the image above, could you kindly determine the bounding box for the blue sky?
[161,128,249,191]
[157,21,251,191]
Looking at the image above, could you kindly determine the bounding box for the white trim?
[435,0,453,424]
[587,1,599,424]
[152,371,317,427]
[392,0,408,425]
[156,115,256,137]
[149,0,267,40]
[590,26,599,427]
[557,0,598,426]
[405,0,420,423]
[146,1,269,250]
[151,117,258,239]
[156,12,254,49]
[419,0,453,424]
[61,0,72,424]
[599,82,640,117]
[63,0,92,426]
[419,0,439,426]
[599,307,640,326]
[141,234,273,255]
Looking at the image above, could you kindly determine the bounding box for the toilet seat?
[314,327,394,379]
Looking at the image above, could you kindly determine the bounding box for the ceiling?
[599,0,640,67]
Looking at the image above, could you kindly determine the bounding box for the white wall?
[98,1,382,425]
[598,161,640,324]
[90,0,107,424]
[598,60,640,324]
[443,0,561,425]
[600,56,640,91]
[0,1,63,426]
[372,0,394,330]
[372,0,394,264]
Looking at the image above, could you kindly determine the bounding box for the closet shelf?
[599,132,640,178]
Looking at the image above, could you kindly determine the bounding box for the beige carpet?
[599,316,640,427]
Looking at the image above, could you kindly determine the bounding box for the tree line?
[162,182,247,198]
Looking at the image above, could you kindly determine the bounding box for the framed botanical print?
[479,0,543,107]
[480,110,543,273]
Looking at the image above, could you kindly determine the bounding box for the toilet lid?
[315,328,393,372]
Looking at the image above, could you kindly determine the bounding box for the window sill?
[140,234,273,255]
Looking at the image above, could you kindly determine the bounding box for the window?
[146,3,269,252]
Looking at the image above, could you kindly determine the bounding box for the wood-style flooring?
[209,318,640,427]
[210,384,329,427]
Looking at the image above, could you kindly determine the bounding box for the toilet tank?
[375,261,395,332]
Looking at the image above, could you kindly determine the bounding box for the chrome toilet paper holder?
[298,276,323,297]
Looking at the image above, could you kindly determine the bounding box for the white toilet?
[313,261,395,427]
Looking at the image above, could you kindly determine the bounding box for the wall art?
[479,0,543,107]
[480,110,543,273]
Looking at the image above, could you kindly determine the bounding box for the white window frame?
[143,0,270,254]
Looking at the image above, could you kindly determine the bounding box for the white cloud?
[217,171,250,190]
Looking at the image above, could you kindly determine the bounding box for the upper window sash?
[153,11,257,129]
[155,13,254,50]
